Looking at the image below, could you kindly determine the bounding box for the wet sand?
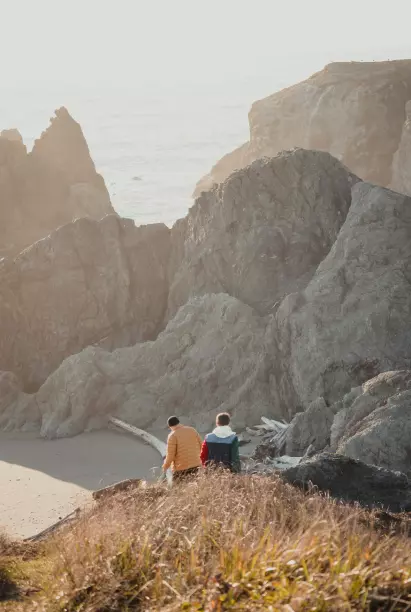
[0,430,161,539]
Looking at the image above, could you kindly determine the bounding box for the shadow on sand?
[0,429,162,491]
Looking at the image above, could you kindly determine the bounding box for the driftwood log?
[25,507,81,543]
[109,417,172,486]
[92,478,143,501]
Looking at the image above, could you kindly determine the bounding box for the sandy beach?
[0,429,162,539]
[0,426,259,540]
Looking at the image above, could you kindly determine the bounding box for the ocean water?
[1,80,280,227]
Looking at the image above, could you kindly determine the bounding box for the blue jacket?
[200,427,241,473]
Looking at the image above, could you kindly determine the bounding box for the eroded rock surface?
[332,371,411,473]
[0,371,40,432]
[0,107,114,257]
[0,294,276,438]
[169,149,358,318]
[0,215,170,390]
[195,60,411,196]
[277,182,411,409]
[284,398,335,457]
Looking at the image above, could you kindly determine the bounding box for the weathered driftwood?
[261,417,289,431]
[248,417,292,460]
[243,455,302,476]
[92,478,143,502]
[24,507,81,543]
[247,417,290,441]
[109,417,172,486]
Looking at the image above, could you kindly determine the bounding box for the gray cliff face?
[168,149,358,319]
[3,294,275,437]
[1,146,359,431]
[331,371,411,473]
[3,130,411,475]
[254,369,411,473]
[277,181,411,409]
[195,60,411,197]
[284,397,336,457]
[0,215,170,390]
[0,107,114,257]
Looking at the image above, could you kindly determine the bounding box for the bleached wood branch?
[109,417,172,486]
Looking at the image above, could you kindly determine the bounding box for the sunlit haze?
[1,0,411,223]
[2,0,410,87]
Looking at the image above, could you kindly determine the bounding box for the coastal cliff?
[2,65,411,476]
[0,107,114,257]
[195,61,411,197]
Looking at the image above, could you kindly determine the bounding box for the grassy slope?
[2,472,411,611]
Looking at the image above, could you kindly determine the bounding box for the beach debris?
[24,508,81,543]
[109,417,173,486]
[93,478,144,502]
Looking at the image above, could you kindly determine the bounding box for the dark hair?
[216,412,230,426]
[167,416,180,427]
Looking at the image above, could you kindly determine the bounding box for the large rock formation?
[195,60,411,197]
[0,294,275,437]
[0,107,114,257]
[331,371,411,474]
[284,397,336,457]
[0,215,170,390]
[281,453,411,512]
[168,149,358,318]
[4,135,411,463]
[276,181,411,410]
[254,370,411,474]
[1,147,356,395]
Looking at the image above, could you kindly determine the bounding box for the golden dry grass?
[3,472,411,611]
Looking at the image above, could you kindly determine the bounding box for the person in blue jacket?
[200,412,241,473]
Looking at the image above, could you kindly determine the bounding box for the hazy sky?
[1,0,411,90]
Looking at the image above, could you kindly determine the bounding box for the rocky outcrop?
[391,100,411,196]
[0,215,170,390]
[284,398,335,457]
[168,149,358,318]
[0,147,356,397]
[5,138,411,457]
[0,294,276,437]
[195,60,411,196]
[0,371,39,432]
[276,181,411,410]
[332,371,411,474]
[254,370,411,472]
[281,453,411,512]
[0,107,114,257]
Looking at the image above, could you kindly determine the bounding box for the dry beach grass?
[2,471,411,611]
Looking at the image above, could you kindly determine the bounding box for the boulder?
[168,149,358,319]
[284,397,335,456]
[281,453,411,512]
[0,107,114,257]
[195,60,411,196]
[0,215,171,390]
[1,294,277,437]
[276,181,411,411]
[330,371,411,473]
